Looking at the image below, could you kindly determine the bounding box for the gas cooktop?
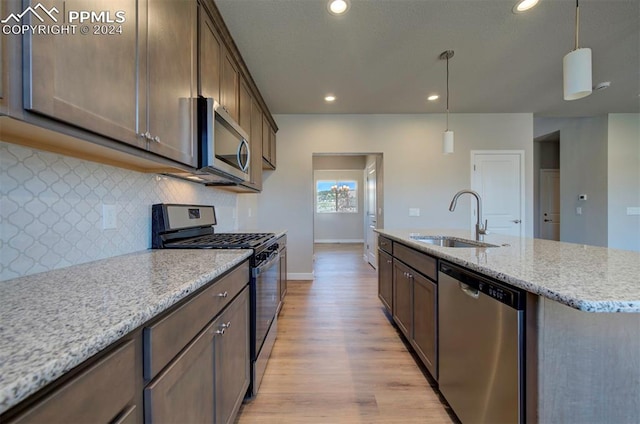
[164,233,275,249]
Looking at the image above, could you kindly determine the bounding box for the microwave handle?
[237,138,250,172]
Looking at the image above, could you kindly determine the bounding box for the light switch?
[409,208,420,217]
[627,207,640,216]
[102,204,117,229]
[576,206,582,215]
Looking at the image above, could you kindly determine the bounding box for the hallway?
[236,243,454,423]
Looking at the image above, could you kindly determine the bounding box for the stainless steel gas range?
[151,203,279,399]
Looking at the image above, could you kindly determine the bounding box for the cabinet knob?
[221,321,231,329]
[214,328,226,336]
[144,132,152,140]
[217,291,228,298]
[387,260,392,264]
[153,135,161,143]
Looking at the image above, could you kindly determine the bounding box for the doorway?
[539,169,560,240]
[533,132,561,239]
[311,153,383,269]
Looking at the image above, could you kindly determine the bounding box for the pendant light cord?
[575,0,580,50]
[446,55,450,130]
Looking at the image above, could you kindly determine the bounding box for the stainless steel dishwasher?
[438,261,525,424]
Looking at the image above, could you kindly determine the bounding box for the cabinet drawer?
[11,341,136,424]
[394,243,437,281]
[143,261,249,380]
[378,236,393,254]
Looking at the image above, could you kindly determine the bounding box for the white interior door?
[471,151,524,237]
[540,169,560,241]
[365,162,377,268]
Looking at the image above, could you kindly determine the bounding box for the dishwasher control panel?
[440,262,524,310]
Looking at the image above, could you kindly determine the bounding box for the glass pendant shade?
[563,48,592,100]
[443,130,454,154]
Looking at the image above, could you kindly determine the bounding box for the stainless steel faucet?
[449,189,488,241]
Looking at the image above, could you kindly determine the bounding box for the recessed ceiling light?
[427,94,440,101]
[328,0,349,15]
[324,95,336,102]
[593,81,611,91]
[512,0,539,13]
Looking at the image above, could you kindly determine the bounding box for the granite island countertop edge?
[376,229,640,313]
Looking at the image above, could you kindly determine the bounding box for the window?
[316,180,358,213]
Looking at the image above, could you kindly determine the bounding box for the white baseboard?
[313,239,365,243]
[287,272,314,280]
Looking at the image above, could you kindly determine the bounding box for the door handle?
[512,219,521,224]
[544,219,553,222]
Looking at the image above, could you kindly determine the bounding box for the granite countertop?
[376,229,640,313]
[0,249,252,415]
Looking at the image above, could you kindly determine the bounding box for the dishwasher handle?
[459,283,480,299]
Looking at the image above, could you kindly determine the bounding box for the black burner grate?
[166,233,275,249]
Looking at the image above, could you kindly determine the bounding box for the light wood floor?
[236,243,456,423]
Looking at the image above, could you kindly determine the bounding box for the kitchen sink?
[410,235,499,248]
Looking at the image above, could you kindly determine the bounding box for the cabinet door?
[214,287,250,424]
[261,116,274,169]
[238,78,252,135]
[413,272,438,379]
[269,127,277,168]
[392,260,413,338]
[247,98,263,190]
[145,0,197,166]
[220,51,239,121]
[144,324,214,424]
[23,0,143,149]
[378,250,393,313]
[199,6,221,101]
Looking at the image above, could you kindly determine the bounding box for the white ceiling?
[214,0,639,117]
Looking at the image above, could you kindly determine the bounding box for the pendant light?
[440,50,455,154]
[563,0,592,100]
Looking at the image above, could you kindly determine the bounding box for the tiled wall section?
[0,142,238,281]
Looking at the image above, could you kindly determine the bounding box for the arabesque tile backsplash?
[0,141,238,281]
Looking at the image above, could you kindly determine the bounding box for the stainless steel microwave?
[198,98,250,184]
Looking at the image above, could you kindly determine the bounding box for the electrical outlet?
[102,204,117,229]
[409,208,420,217]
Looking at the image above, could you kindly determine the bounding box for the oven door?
[253,250,280,354]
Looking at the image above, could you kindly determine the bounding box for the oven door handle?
[252,252,279,278]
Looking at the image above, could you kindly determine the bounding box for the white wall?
[535,116,609,247]
[608,114,640,251]
[254,114,534,277]
[313,170,364,242]
[0,141,238,281]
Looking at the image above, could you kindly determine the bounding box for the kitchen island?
[0,249,252,420]
[376,229,640,424]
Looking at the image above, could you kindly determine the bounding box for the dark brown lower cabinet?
[144,286,250,424]
[378,249,393,312]
[412,272,438,379]
[392,260,413,338]
[391,255,438,380]
[144,324,215,423]
[214,287,250,424]
[8,340,138,424]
